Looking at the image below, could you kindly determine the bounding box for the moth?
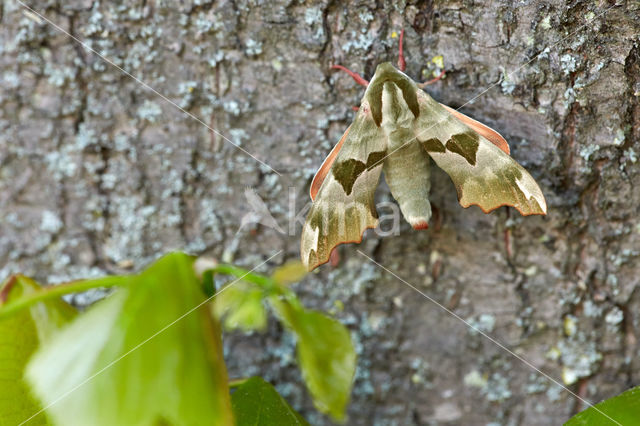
[301,31,546,271]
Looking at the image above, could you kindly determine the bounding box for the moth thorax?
[380,82,414,131]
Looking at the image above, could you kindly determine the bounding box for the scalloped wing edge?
[302,222,378,270]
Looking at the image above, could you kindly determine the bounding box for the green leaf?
[270,298,356,422]
[564,386,640,425]
[26,252,234,426]
[231,377,309,425]
[214,282,267,332]
[0,275,76,426]
[271,261,307,286]
[0,275,128,320]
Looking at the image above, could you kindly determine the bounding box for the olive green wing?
[411,90,546,216]
[301,102,386,271]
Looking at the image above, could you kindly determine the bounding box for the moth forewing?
[301,103,387,271]
[413,90,547,215]
[457,138,547,215]
[301,174,381,270]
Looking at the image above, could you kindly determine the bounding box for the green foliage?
[214,282,268,332]
[0,275,127,320]
[270,298,356,422]
[213,261,357,422]
[565,386,640,425]
[0,253,356,425]
[26,253,233,426]
[0,275,76,426]
[271,261,308,286]
[231,377,308,425]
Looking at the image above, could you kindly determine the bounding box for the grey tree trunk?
[1,0,639,424]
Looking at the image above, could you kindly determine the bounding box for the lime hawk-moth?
[301,31,546,271]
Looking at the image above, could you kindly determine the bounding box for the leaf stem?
[210,264,275,289]
[0,276,128,320]
[209,264,304,310]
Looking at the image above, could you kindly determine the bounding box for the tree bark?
[1,0,638,424]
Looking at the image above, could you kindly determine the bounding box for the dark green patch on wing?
[365,83,384,127]
[332,151,386,195]
[394,77,420,119]
[445,132,479,166]
[422,137,446,153]
[332,159,365,196]
[365,151,387,170]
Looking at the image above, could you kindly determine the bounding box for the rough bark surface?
[1,0,639,424]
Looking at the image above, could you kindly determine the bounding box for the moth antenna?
[331,65,369,87]
[418,69,446,88]
[398,29,406,72]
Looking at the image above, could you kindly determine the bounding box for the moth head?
[365,62,420,126]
